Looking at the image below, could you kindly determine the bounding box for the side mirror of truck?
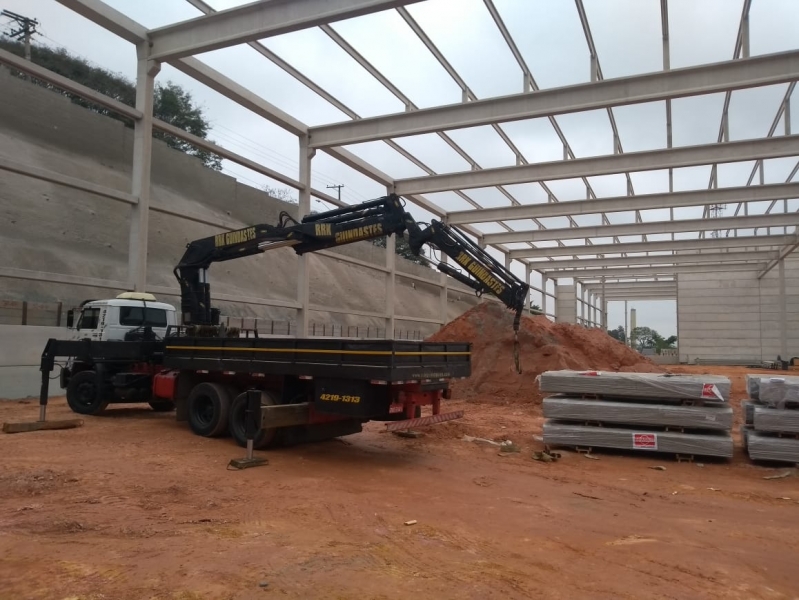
[66,309,75,329]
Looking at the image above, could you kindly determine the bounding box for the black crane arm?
[174,194,530,355]
[174,195,410,326]
[405,219,529,335]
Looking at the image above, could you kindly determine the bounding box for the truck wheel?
[229,390,279,449]
[187,383,231,437]
[148,401,176,412]
[66,370,109,415]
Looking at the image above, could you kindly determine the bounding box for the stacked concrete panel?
[539,371,731,402]
[743,375,799,464]
[540,370,734,459]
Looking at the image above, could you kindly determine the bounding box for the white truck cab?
[67,292,178,341]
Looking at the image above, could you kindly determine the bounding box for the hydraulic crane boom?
[174,194,529,369]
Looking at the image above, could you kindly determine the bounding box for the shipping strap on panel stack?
[746,374,799,409]
[543,421,734,458]
[543,396,733,431]
[743,375,799,464]
[538,370,730,402]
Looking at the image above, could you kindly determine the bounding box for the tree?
[631,326,656,351]
[370,234,429,267]
[153,82,222,170]
[530,303,542,315]
[262,185,297,204]
[607,325,626,343]
[631,326,677,353]
[0,37,222,170]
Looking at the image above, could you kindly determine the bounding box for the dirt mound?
[427,302,664,403]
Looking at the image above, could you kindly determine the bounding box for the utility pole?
[326,184,344,203]
[2,10,39,62]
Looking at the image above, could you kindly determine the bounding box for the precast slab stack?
[539,371,734,459]
[742,375,799,464]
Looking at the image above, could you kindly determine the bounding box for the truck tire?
[66,370,109,415]
[229,390,279,449]
[148,401,176,412]
[187,382,231,437]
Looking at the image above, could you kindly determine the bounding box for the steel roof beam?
[534,250,776,270]
[447,182,799,224]
[578,277,675,284]
[585,285,677,294]
[147,0,424,61]
[487,213,797,244]
[586,287,677,295]
[510,234,791,259]
[308,50,799,147]
[395,135,799,195]
[55,0,147,43]
[600,295,677,301]
[544,264,763,279]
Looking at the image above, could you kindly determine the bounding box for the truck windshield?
[76,307,100,330]
[119,306,168,327]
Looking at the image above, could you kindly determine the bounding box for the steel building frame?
[1,0,797,337]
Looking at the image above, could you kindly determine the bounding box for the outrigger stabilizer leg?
[228,389,268,470]
[2,339,83,434]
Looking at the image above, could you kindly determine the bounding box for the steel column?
[779,259,788,358]
[296,136,314,337]
[385,219,396,339]
[440,254,449,325]
[128,48,160,291]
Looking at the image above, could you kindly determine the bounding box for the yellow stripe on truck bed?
[165,346,470,357]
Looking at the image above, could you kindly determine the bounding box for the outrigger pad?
[228,456,268,470]
[3,419,84,434]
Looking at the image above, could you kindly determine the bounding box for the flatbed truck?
[37,193,527,447]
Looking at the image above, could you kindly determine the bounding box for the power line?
[2,9,38,74]
[326,184,344,203]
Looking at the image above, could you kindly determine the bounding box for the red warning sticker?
[701,383,723,400]
[632,433,658,450]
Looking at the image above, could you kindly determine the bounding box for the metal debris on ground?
[393,430,424,439]
[584,453,599,460]
[649,466,667,471]
[462,434,501,446]
[573,492,601,500]
[532,450,561,462]
[404,520,417,526]
[763,470,794,480]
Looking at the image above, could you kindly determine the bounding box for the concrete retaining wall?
[556,284,577,324]
[677,259,799,363]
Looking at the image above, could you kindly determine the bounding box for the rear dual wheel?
[228,390,280,449]
[187,383,232,437]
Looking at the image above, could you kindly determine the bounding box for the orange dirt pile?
[427,302,664,403]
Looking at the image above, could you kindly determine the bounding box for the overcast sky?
[2,0,799,337]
